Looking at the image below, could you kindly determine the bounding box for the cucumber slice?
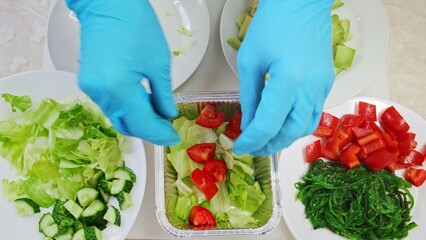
[113,166,136,182]
[103,205,121,226]
[39,213,55,232]
[110,179,133,196]
[117,191,133,211]
[41,223,59,238]
[77,187,99,208]
[54,227,74,240]
[64,199,84,219]
[80,200,108,230]
[14,198,40,216]
[84,226,102,240]
[71,228,85,240]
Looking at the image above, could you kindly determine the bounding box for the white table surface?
[3,0,412,239]
[40,0,387,239]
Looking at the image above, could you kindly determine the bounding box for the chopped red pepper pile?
[306,101,426,187]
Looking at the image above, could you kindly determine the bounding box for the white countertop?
[1,0,425,239]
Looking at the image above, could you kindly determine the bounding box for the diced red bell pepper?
[357,131,383,146]
[383,133,399,150]
[313,112,340,137]
[398,132,417,156]
[380,106,410,136]
[335,126,354,149]
[364,149,398,172]
[339,114,363,128]
[305,140,322,163]
[360,138,386,155]
[358,101,377,122]
[340,144,361,169]
[322,135,341,160]
[351,127,374,139]
[387,162,413,173]
[404,167,426,187]
[400,150,425,166]
[359,120,383,133]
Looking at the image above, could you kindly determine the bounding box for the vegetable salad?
[0,94,137,240]
[164,103,274,230]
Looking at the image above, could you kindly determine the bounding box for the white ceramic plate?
[279,97,426,240]
[47,0,210,90]
[220,0,389,107]
[0,71,146,240]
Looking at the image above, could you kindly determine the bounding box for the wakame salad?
[156,95,280,234]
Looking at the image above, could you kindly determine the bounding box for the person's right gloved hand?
[65,0,180,146]
[232,0,336,156]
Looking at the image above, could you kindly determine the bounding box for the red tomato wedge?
[187,143,216,163]
[195,104,226,128]
[202,159,228,183]
[225,112,242,139]
[305,140,322,163]
[404,167,426,187]
[189,206,216,229]
[190,168,218,200]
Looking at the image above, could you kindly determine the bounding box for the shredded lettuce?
[0,94,123,207]
[1,93,32,112]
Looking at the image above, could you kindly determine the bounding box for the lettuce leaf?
[0,95,123,207]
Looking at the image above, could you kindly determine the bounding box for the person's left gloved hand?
[65,0,180,146]
[232,0,336,156]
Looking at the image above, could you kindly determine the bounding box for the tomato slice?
[305,140,322,163]
[202,159,228,183]
[195,104,226,128]
[225,112,242,139]
[380,106,410,136]
[364,149,398,172]
[358,101,377,122]
[190,168,218,200]
[313,112,340,137]
[187,143,216,163]
[189,206,216,229]
[404,167,426,187]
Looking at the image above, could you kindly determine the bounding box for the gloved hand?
[65,0,180,145]
[232,0,335,156]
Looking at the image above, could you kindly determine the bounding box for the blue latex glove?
[232,0,335,156]
[65,0,180,145]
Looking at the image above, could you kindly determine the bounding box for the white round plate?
[0,71,146,240]
[279,97,426,240]
[47,0,210,90]
[220,0,389,107]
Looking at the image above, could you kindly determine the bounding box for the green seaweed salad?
[296,159,417,239]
